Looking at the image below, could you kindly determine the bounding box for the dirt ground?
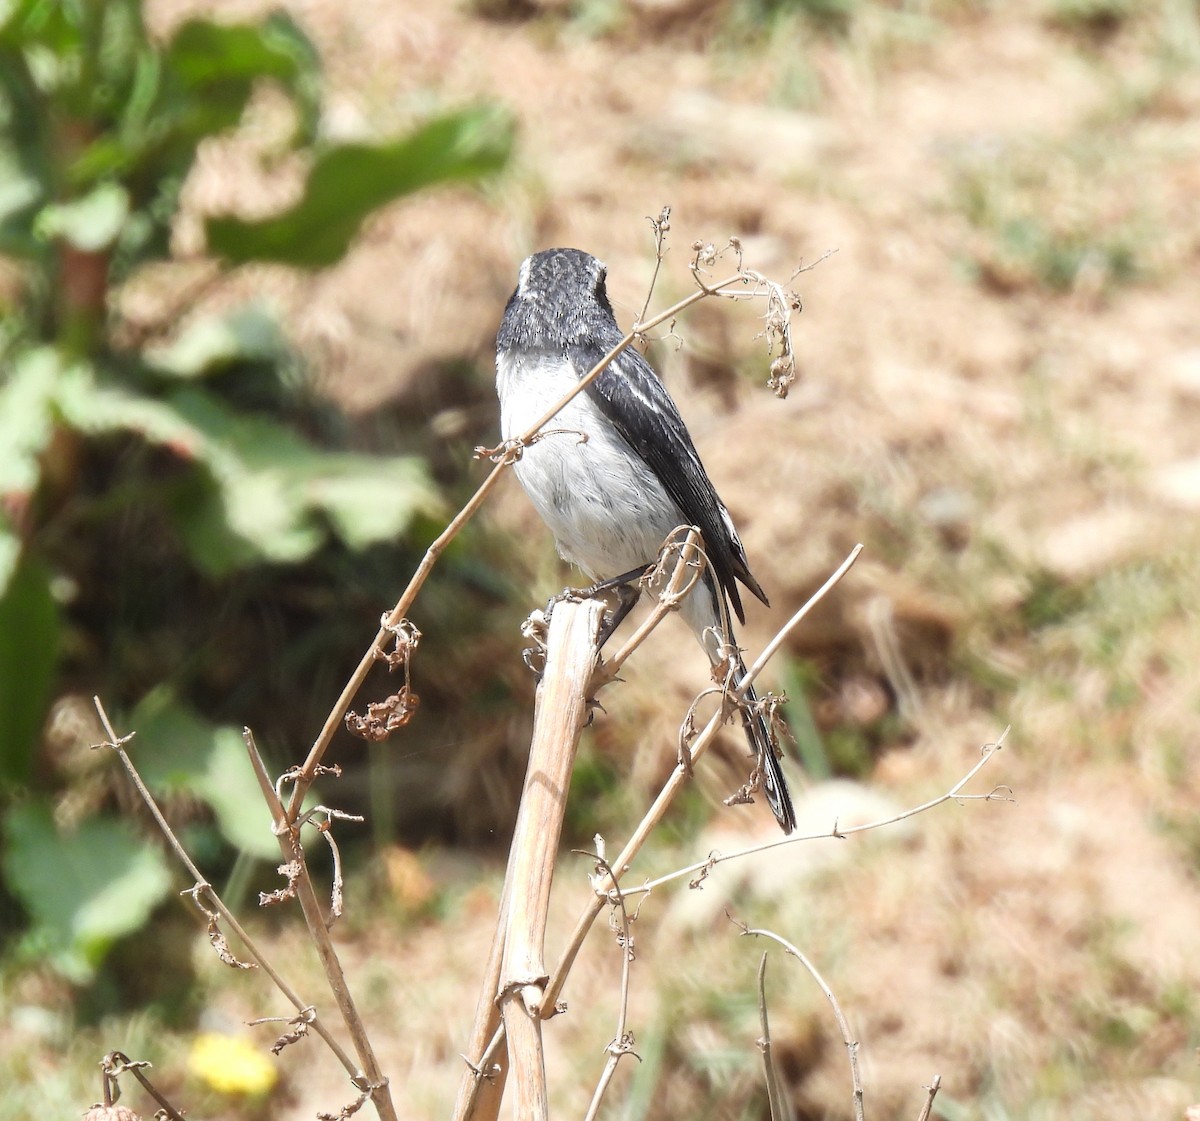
[126,0,1200,1117]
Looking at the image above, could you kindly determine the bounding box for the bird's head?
[498,247,617,350]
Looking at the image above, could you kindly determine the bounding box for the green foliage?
[0,557,59,786]
[0,0,511,977]
[128,690,280,859]
[2,800,172,982]
[207,106,514,267]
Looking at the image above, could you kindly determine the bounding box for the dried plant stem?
[451,886,511,1121]
[916,1075,943,1121]
[286,272,757,821]
[101,1051,186,1121]
[243,734,396,1119]
[581,854,637,1121]
[736,923,865,1121]
[458,599,605,1121]
[90,699,360,1081]
[756,954,788,1121]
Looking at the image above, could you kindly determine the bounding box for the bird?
[495,247,796,834]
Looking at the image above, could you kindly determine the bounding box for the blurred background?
[2,0,1199,1117]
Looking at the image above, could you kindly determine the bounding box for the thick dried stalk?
[459,599,604,1121]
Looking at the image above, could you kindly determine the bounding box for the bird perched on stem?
[495,247,796,834]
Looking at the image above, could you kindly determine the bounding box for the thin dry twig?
[732,919,865,1121]
[756,953,788,1121]
[603,526,706,677]
[629,729,1011,897]
[579,845,641,1121]
[241,729,396,1120]
[637,205,672,326]
[738,544,862,696]
[91,700,361,1081]
[916,1074,943,1121]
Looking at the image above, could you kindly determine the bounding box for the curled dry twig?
[248,1007,317,1055]
[98,1051,186,1121]
[180,883,254,970]
[317,1084,373,1121]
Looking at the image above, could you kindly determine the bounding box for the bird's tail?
[695,572,797,833]
[733,656,797,834]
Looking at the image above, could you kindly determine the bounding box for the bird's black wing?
[571,338,768,624]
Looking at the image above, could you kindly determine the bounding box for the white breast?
[496,350,684,576]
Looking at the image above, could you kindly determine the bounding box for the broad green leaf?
[144,303,289,379]
[164,12,320,146]
[35,181,129,250]
[2,800,172,982]
[0,556,59,787]
[0,347,65,596]
[55,366,437,574]
[306,455,438,550]
[0,524,18,594]
[163,388,437,572]
[129,691,278,859]
[167,390,326,570]
[206,105,514,267]
[0,53,52,255]
[54,363,206,457]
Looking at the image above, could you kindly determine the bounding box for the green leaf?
[164,12,321,147]
[206,105,513,267]
[54,366,437,574]
[0,556,59,787]
[306,455,438,550]
[161,388,437,573]
[144,302,289,379]
[2,800,172,982]
[0,524,18,594]
[35,181,129,250]
[129,691,279,859]
[54,362,207,457]
[0,346,61,501]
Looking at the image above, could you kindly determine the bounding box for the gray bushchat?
[495,247,796,834]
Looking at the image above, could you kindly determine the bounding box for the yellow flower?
[187,1032,278,1097]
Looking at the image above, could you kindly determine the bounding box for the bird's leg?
[543,563,654,648]
[596,582,642,648]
